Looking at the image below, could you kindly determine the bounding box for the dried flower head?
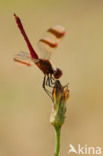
[50,80,70,128]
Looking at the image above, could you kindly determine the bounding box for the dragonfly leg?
[42,75,46,88]
[50,77,55,85]
[44,75,51,87]
[46,75,55,88]
[42,75,53,101]
[46,76,49,86]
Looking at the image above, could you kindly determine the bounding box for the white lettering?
[78,144,84,154]
[96,147,102,155]
[88,146,95,154]
[68,144,102,155]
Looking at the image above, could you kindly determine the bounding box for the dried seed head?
[50,80,70,128]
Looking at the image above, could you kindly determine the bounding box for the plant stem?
[54,126,61,156]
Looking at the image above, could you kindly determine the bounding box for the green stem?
[54,126,61,156]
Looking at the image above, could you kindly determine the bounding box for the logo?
[68,144,102,155]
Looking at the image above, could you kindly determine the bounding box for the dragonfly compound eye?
[54,68,63,79]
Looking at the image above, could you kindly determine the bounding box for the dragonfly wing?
[47,25,66,40]
[38,36,58,60]
[13,51,33,66]
[38,25,66,60]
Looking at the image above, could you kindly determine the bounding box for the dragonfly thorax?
[35,59,54,75]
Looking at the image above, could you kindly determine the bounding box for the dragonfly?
[14,14,66,95]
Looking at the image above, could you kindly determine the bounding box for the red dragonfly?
[14,14,66,90]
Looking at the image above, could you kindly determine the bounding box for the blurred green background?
[0,0,103,156]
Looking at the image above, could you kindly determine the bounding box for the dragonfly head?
[53,68,62,79]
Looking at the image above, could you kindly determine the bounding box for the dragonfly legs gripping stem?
[46,75,55,88]
[42,75,54,101]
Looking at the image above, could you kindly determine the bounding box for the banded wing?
[13,51,34,66]
[38,25,66,60]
